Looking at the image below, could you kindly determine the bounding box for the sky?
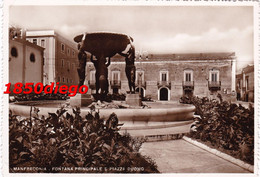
[9,5,254,70]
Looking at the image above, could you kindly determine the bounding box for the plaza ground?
[140,139,251,173]
[136,100,254,173]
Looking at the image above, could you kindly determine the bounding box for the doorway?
[160,88,168,101]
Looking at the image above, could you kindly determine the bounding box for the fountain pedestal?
[126,94,141,106]
[70,94,93,107]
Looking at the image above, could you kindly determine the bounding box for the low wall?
[9,101,195,122]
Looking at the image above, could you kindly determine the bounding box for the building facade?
[85,52,237,101]
[9,36,44,92]
[26,30,79,86]
[236,65,254,102]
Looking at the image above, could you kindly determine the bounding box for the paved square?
[140,139,251,173]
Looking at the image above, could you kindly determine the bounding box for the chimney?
[20,29,26,40]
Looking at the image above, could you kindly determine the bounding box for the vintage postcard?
[1,0,259,177]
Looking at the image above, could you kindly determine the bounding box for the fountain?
[9,32,195,132]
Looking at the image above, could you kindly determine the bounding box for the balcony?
[182,81,194,90]
[157,81,171,89]
[88,80,96,90]
[136,80,146,89]
[208,81,221,90]
[110,80,121,88]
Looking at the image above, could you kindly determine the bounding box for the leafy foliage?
[179,95,193,104]
[9,107,158,173]
[142,95,153,102]
[189,94,254,164]
[92,93,126,102]
[108,93,126,101]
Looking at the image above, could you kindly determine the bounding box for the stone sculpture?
[74,32,136,95]
[77,50,87,87]
[90,55,110,99]
[120,45,136,93]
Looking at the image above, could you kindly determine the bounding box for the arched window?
[11,47,18,57]
[61,43,65,53]
[30,53,35,62]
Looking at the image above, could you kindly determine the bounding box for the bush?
[190,94,254,164]
[179,95,193,104]
[109,93,126,101]
[142,95,153,102]
[92,93,126,102]
[9,107,158,173]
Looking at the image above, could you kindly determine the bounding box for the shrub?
[9,107,158,173]
[109,93,126,101]
[92,93,126,102]
[179,95,193,104]
[190,94,254,164]
[142,95,153,102]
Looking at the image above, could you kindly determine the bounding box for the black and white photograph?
[2,1,257,176]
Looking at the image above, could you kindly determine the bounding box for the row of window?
[10,47,36,63]
[31,38,76,57]
[89,69,220,82]
[89,70,146,83]
[61,43,75,57]
[161,69,220,82]
[32,38,46,48]
[61,59,76,70]
[57,76,73,84]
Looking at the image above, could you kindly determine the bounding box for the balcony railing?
[208,81,221,90]
[157,81,171,89]
[110,80,121,88]
[88,80,96,90]
[182,81,194,90]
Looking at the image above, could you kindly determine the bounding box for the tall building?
[9,28,44,93]
[236,65,254,102]
[86,52,237,101]
[26,30,79,86]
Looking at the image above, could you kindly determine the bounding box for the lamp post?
[137,52,148,97]
[136,53,142,97]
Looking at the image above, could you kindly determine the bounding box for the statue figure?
[97,57,110,100]
[90,55,111,97]
[77,50,87,87]
[120,45,136,93]
[74,32,136,94]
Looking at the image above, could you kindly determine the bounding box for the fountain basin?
[9,100,195,122]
